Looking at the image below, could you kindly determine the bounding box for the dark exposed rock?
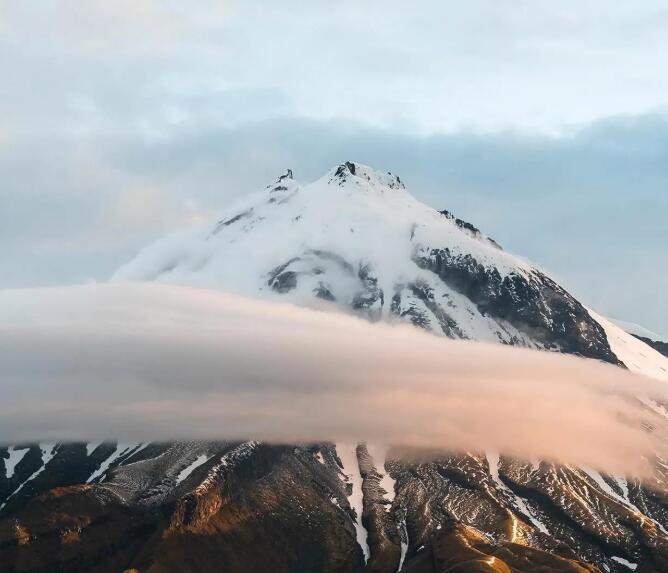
[315,282,336,302]
[267,258,301,293]
[351,264,384,318]
[414,247,620,363]
[391,290,432,330]
[269,270,298,293]
[332,162,358,184]
[401,521,599,573]
[307,249,356,275]
[409,280,465,338]
[211,209,254,235]
[0,445,366,573]
[439,209,502,250]
[3,445,668,572]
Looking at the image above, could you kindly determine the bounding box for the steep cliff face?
[2,163,668,573]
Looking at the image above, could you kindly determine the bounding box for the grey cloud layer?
[4,1,668,134]
[1,283,667,480]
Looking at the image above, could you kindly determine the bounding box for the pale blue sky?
[1,1,667,337]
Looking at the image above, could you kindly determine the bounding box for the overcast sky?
[2,1,667,337]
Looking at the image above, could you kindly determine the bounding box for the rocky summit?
[2,163,668,573]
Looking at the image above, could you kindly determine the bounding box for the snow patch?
[397,513,409,572]
[589,310,668,382]
[4,446,30,478]
[0,444,57,510]
[176,454,211,485]
[87,443,136,483]
[366,443,396,509]
[86,442,102,456]
[579,467,668,535]
[486,451,549,535]
[336,443,370,563]
[195,441,258,495]
[122,442,150,462]
[611,556,637,570]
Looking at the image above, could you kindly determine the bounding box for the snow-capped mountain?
[114,161,618,362]
[2,163,668,573]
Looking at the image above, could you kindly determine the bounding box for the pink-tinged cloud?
[1,283,667,482]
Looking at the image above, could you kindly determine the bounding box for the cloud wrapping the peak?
[1,283,667,482]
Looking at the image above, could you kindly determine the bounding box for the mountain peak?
[266,168,298,196]
[328,161,406,191]
[335,161,357,177]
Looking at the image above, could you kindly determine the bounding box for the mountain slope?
[590,310,668,382]
[633,336,668,359]
[2,162,668,573]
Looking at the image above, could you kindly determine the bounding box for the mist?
[1,283,667,479]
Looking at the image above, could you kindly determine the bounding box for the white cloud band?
[1,283,667,480]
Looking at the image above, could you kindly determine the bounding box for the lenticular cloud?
[1,283,667,478]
